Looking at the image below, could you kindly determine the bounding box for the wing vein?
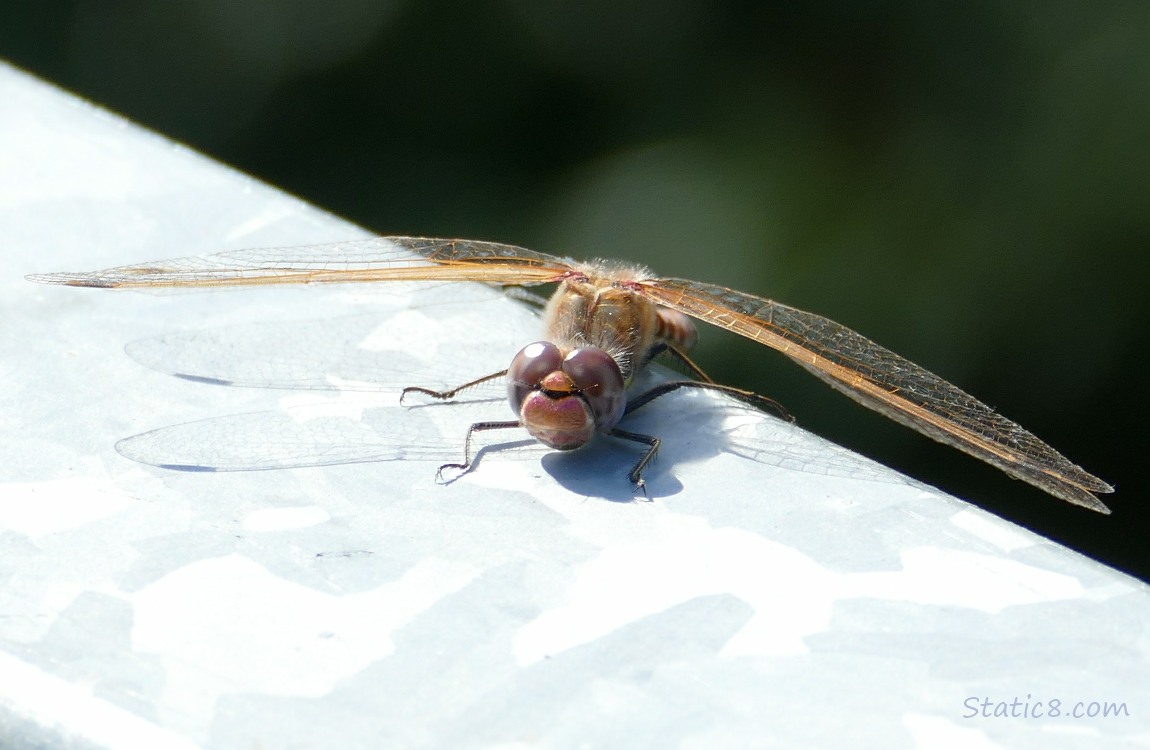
[643,278,1112,513]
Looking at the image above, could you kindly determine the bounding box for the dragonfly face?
[25,236,1114,512]
[507,341,626,450]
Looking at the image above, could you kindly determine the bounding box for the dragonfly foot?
[435,462,471,484]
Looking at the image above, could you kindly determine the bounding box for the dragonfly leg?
[435,419,522,483]
[607,426,661,497]
[625,380,793,422]
[658,343,718,383]
[503,286,551,309]
[401,369,508,405]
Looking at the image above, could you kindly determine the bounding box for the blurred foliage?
[3,0,1147,576]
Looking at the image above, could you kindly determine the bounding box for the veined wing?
[25,237,573,288]
[642,278,1113,513]
[114,402,541,472]
[113,387,908,486]
[124,298,529,391]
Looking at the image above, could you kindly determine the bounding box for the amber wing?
[642,278,1113,513]
[25,237,573,288]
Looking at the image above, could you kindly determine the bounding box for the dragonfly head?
[508,341,626,450]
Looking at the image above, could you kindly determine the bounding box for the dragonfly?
[27,236,1113,513]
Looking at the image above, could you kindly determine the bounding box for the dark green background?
[5,1,1147,580]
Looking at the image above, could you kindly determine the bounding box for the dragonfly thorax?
[507,341,626,450]
[544,269,663,385]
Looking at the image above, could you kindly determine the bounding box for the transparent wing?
[116,305,904,484]
[114,389,906,488]
[123,308,522,391]
[26,237,573,288]
[114,401,541,472]
[642,278,1113,513]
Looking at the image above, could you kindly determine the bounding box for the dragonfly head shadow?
[536,390,784,501]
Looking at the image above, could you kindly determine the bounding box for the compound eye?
[562,347,626,430]
[507,341,564,413]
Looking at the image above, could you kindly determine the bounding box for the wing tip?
[1079,496,1113,515]
[1056,483,1113,514]
[1061,473,1114,514]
